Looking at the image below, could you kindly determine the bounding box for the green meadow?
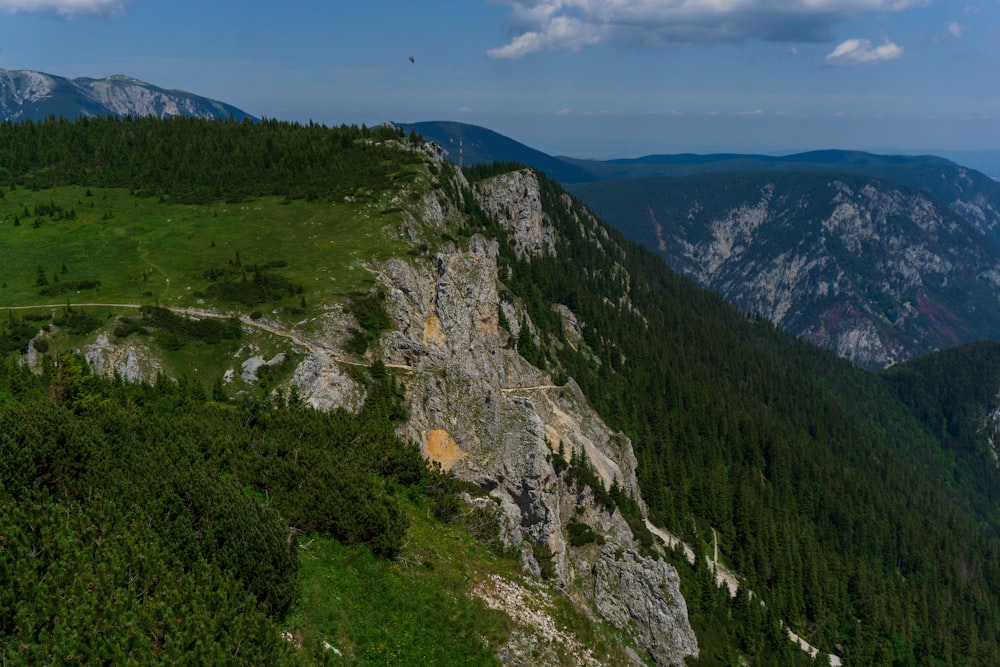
[0,184,411,315]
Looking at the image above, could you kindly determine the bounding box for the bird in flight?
[408,55,415,63]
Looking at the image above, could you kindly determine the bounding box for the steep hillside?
[883,341,1000,518]
[568,150,1000,244]
[571,171,1000,368]
[0,69,255,122]
[400,120,595,183]
[0,118,694,666]
[3,118,1000,665]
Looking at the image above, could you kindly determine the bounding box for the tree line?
[463,161,1000,665]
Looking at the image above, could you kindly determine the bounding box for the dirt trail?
[5,300,840,665]
[500,384,561,392]
[644,519,841,666]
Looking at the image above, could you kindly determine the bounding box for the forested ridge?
[465,161,1000,664]
[0,115,422,203]
[2,118,1000,664]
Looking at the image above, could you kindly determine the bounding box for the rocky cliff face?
[0,69,255,122]
[69,159,698,665]
[581,172,1000,369]
[375,168,696,665]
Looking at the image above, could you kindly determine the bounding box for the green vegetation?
[5,117,1000,664]
[115,305,242,348]
[882,341,1000,527]
[0,118,421,320]
[463,162,1000,664]
[0,354,643,664]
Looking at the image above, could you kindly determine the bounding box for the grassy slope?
[0,185,409,309]
[0,184,419,388]
[0,172,647,665]
[286,497,643,666]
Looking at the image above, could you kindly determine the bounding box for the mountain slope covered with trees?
[1,118,1000,664]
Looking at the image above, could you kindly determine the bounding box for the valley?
[2,117,1000,666]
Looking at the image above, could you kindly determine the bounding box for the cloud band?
[488,0,921,58]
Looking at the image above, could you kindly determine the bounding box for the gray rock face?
[290,353,365,413]
[476,170,556,260]
[593,546,700,666]
[84,333,162,383]
[634,175,1000,368]
[378,185,695,665]
[0,68,255,122]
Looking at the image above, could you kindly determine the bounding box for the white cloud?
[0,0,126,16]
[487,15,603,58]
[488,0,924,57]
[824,38,903,64]
[946,21,964,38]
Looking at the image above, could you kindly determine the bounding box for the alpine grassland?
[0,187,409,311]
[0,117,648,665]
[6,116,1000,665]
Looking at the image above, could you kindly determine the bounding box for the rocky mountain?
[0,69,255,122]
[406,121,1000,244]
[7,117,1000,664]
[572,171,1000,369]
[564,150,1000,244]
[405,121,1000,368]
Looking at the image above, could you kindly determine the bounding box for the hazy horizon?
[1,0,997,161]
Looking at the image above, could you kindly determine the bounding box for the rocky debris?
[241,353,286,383]
[553,304,585,349]
[472,574,598,666]
[84,332,162,383]
[290,352,365,413]
[592,546,699,666]
[476,170,556,261]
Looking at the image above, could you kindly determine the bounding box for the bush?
[567,520,604,547]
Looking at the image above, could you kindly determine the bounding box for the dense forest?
[0,115,422,202]
[2,117,1000,664]
[0,347,488,664]
[465,161,1000,665]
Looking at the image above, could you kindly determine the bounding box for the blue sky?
[0,0,997,157]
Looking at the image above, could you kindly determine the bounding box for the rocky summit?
[0,69,254,122]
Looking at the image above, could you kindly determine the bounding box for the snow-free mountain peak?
[0,69,255,122]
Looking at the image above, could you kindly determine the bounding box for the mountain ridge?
[0,68,255,122]
[410,120,1000,368]
[4,116,1000,663]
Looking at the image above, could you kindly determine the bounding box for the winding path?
[5,300,841,664]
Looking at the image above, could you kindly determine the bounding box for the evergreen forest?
[1,117,1000,664]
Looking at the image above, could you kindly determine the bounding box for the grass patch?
[0,186,412,320]
[286,498,514,665]
[286,497,646,665]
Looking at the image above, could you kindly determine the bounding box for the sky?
[0,0,998,158]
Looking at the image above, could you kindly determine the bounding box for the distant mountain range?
[406,120,1000,367]
[0,69,255,122]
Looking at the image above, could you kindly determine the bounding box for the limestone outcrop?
[372,167,697,665]
[593,547,700,666]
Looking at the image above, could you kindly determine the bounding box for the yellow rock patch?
[424,429,466,471]
[423,314,446,346]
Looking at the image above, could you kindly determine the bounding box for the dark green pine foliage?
[882,341,1000,527]
[0,351,431,664]
[461,162,1000,665]
[0,116,420,203]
